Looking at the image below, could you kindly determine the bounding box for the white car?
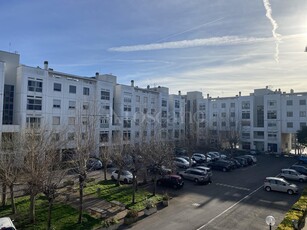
[192,153,209,163]
[0,217,16,230]
[111,170,134,183]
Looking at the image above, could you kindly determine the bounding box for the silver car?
[178,168,211,184]
[264,177,298,195]
[280,169,307,182]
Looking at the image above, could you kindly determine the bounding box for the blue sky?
[1,0,307,97]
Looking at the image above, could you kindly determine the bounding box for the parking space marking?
[196,185,263,230]
[216,183,250,191]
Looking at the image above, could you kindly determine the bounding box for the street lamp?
[265,215,276,230]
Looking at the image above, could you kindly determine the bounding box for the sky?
[1,0,307,97]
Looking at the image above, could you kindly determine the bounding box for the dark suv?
[157,175,184,189]
[290,165,307,175]
[207,160,232,172]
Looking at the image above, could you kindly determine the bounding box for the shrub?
[101,218,119,228]
[125,209,138,218]
[144,199,156,209]
[162,193,170,201]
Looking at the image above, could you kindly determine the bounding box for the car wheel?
[287,189,294,195]
[299,178,304,182]
[222,168,227,172]
[124,178,128,184]
[194,178,199,183]
[265,186,271,192]
[111,175,115,180]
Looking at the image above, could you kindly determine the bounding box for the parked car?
[178,168,211,184]
[241,155,257,165]
[174,157,190,168]
[111,170,134,183]
[180,156,197,166]
[290,165,307,175]
[206,152,219,161]
[192,153,208,163]
[234,157,248,167]
[147,164,172,175]
[86,157,103,171]
[298,155,307,164]
[280,169,307,182]
[264,177,298,195]
[207,160,232,172]
[192,166,213,178]
[0,217,16,230]
[157,174,184,189]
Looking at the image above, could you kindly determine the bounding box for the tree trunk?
[132,172,136,204]
[116,168,122,187]
[29,193,36,223]
[1,183,7,207]
[103,163,107,181]
[47,199,53,230]
[9,184,16,214]
[153,175,157,196]
[78,175,85,224]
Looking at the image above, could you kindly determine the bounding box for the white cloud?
[108,36,271,52]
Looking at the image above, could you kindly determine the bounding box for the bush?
[162,193,170,201]
[125,209,138,218]
[101,218,119,228]
[144,199,156,209]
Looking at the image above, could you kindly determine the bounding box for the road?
[130,155,303,230]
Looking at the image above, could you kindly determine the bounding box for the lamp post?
[265,215,276,230]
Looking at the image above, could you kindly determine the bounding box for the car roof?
[187,168,204,172]
[0,217,15,228]
[265,177,286,181]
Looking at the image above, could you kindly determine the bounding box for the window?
[52,133,60,141]
[135,107,140,112]
[300,122,307,129]
[213,103,217,109]
[151,109,155,115]
[136,95,140,102]
[100,116,109,128]
[26,117,41,128]
[135,119,140,126]
[68,133,75,141]
[268,132,277,140]
[286,100,293,106]
[199,104,206,110]
[175,100,180,108]
[162,99,167,107]
[82,117,88,125]
[231,112,235,117]
[300,111,306,117]
[144,97,148,104]
[124,104,131,112]
[28,80,42,92]
[53,99,61,108]
[54,83,61,92]
[242,132,250,139]
[69,101,76,109]
[230,103,235,108]
[135,131,140,138]
[151,98,155,105]
[221,103,226,108]
[123,119,131,128]
[242,101,250,109]
[267,111,277,119]
[162,111,167,118]
[300,99,306,105]
[101,90,110,100]
[27,97,42,110]
[268,122,277,128]
[162,119,167,128]
[52,116,60,125]
[287,111,293,117]
[124,95,132,103]
[68,117,75,125]
[213,112,217,117]
[123,131,131,141]
[83,103,89,110]
[83,87,90,95]
[221,121,226,127]
[221,112,226,118]
[230,121,236,126]
[100,131,109,142]
[213,121,217,127]
[268,100,276,107]
[287,122,293,128]
[69,85,76,94]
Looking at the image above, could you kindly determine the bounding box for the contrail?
[263,0,282,62]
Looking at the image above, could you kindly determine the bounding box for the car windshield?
[122,171,132,175]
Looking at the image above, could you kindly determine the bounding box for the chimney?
[131,80,134,87]
[147,85,150,89]
[178,90,181,95]
[239,92,241,96]
[95,72,99,76]
[290,89,294,94]
[207,94,209,99]
[44,61,48,70]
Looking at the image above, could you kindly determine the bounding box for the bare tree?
[98,145,112,181]
[0,134,22,214]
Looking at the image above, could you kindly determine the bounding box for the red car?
[157,174,184,189]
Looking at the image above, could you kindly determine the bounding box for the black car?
[157,174,184,189]
[86,157,103,171]
[290,165,307,175]
[207,160,232,172]
[234,157,248,167]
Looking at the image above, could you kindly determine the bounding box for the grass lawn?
[0,179,162,229]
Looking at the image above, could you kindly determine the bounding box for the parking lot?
[130,154,304,230]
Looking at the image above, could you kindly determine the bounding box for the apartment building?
[0,50,185,158]
[186,88,307,153]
